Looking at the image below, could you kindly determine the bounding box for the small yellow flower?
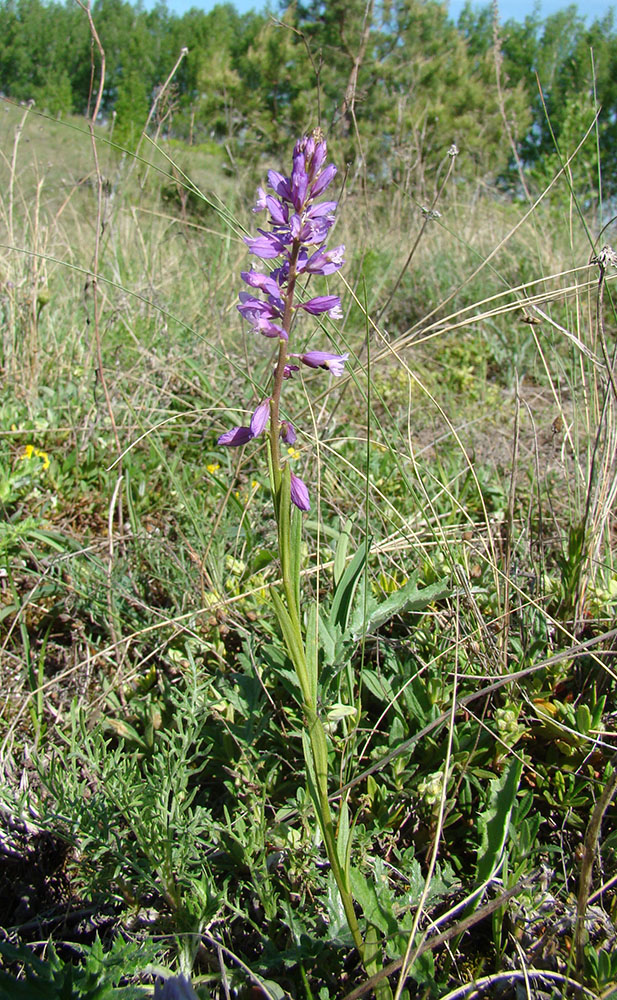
[287,447,301,461]
[206,463,220,474]
[250,480,260,490]
[20,444,50,470]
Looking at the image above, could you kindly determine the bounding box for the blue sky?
[156,0,614,22]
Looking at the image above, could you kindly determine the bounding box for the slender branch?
[575,754,617,971]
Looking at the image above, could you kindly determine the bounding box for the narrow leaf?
[329,535,371,632]
[476,757,523,885]
[305,601,319,708]
[271,588,310,705]
[333,517,355,588]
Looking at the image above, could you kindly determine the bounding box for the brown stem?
[575,754,617,972]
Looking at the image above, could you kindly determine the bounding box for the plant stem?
[269,239,300,487]
[266,235,365,962]
[306,708,365,960]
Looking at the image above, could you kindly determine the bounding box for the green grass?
[1,96,617,1000]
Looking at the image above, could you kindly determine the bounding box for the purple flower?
[290,472,310,511]
[237,292,280,320]
[291,151,310,210]
[240,270,282,299]
[219,399,271,447]
[297,245,345,276]
[250,398,271,437]
[306,201,337,221]
[252,186,267,212]
[298,217,332,245]
[310,163,337,198]
[297,295,342,316]
[237,292,287,339]
[282,363,300,379]
[293,351,349,377]
[267,170,292,201]
[255,319,288,339]
[245,230,288,259]
[280,421,296,444]
[217,425,252,447]
[266,195,289,226]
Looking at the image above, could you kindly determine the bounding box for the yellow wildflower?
[20,444,50,470]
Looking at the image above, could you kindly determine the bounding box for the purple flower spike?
[290,472,310,511]
[223,133,347,500]
[280,421,297,445]
[250,398,271,437]
[218,425,253,447]
[294,351,349,377]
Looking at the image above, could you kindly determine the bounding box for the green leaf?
[364,924,394,1000]
[329,534,371,633]
[576,703,592,735]
[290,504,302,614]
[352,577,451,640]
[475,757,523,885]
[333,517,355,588]
[336,795,351,878]
[317,614,339,668]
[271,588,310,706]
[327,704,358,723]
[324,871,354,946]
[349,866,399,937]
[305,601,319,708]
[302,729,325,842]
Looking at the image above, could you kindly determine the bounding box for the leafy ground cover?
[1,93,617,1000]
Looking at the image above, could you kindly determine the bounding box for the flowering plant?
[217,131,373,969]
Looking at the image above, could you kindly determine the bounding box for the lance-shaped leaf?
[329,535,371,633]
[351,576,451,640]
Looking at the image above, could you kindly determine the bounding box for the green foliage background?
[0,0,615,191]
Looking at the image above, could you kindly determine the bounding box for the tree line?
[1,0,615,194]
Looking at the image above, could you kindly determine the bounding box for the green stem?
[267,236,365,964]
[306,707,365,960]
